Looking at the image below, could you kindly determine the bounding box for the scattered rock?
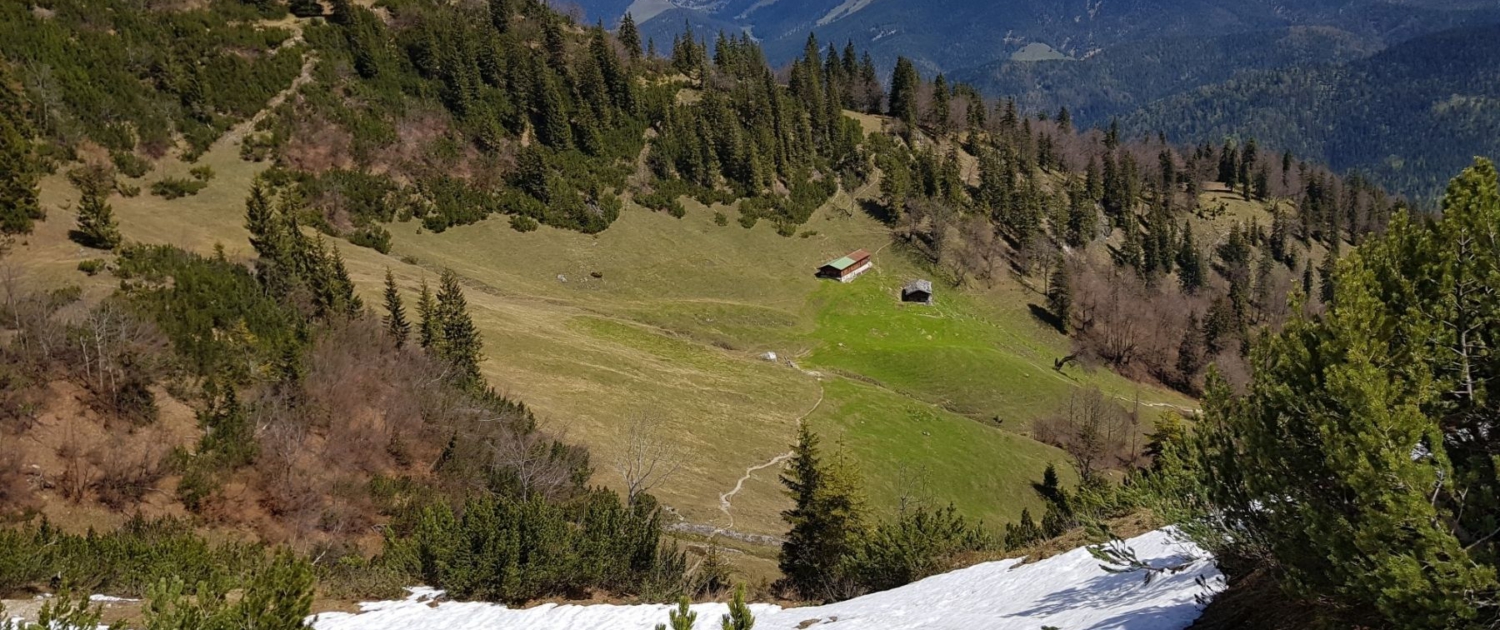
[556,274,567,283]
[761,351,778,362]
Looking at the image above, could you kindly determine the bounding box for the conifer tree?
[71,166,121,250]
[1065,180,1097,248]
[1085,157,1103,202]
[0,65,42,236]
[1217,140,1238,187]
[1056,107,1072,134]
[720,584,755,630]
[1175,315,1205,387]
[655,596,695,630]
[488,0,512,33]
[888,57,919,131]
[533,65,573,149]
[383,268,410,348]
[1177,221,1205,293]
[930,74,950,133]
[778,423,866,601]
[417,278,440,350]
[1184,159,1500,628]
[435,268,483,389]
[326,244,363,318]
[1317,248,1338,306]
[1047,255,1072,331]
[1119,219,1145,272]
[618,13,641,60]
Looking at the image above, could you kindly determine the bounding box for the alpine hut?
[817,249,873,282]
[902,279,933,304]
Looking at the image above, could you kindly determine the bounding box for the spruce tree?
[618,13,641,60]
[1177,221,1205,293]
[1217,140,1237,187]
[383,268,410,348]
[778,422,865,601]
[71,167,121,250]
[1066,180,1097,248]
[1175,314,1205,387]
[1318,248,1338,306]
[888,57,919,131]
[1119,219,1145,272]
[1047,255,1072,331]
[417,278,440,349]
[435,269,483,389]
[488,0,512,33]
[328,244,363,318]
[930,74,950,133]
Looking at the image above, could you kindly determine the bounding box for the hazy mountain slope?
[1122,23,1500,199]
[949,26,1380,126]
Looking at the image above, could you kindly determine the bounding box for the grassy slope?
[18,109,1192,543]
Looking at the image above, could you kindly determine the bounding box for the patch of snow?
[817,0,878,26]
[310,529,1218,630]
[622,0,678,24]
[89,594,140,603]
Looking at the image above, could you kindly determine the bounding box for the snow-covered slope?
[311,529,1220,630]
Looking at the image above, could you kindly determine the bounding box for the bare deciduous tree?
[1032,386,1132,479]
[615,413,681,506]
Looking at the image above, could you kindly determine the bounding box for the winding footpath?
[712,382,826,536]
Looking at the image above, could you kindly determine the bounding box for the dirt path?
[218,51,317,150]
[711,375,825,537]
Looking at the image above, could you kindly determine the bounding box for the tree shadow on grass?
[1028,303,1066,333]
[858,199,895,225]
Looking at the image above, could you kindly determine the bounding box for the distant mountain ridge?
[571,0,1500,74]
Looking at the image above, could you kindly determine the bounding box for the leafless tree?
[492,427,576,501]
[616,413,682,506]
[1032,386,1131,479]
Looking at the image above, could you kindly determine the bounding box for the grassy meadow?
[16,111,1194,544]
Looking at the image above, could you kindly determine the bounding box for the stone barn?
[902,279,933,304]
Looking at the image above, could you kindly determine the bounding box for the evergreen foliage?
[655,596,695,630]
[0,64,42,236]
[720,584,755,630]
[382,268,411,348]
[1176,158,1500,628]
[433,269,484,390]
[0,0,301,159]
[382,492,681,605]
[70,165,122,250]
[778,423,867,600]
